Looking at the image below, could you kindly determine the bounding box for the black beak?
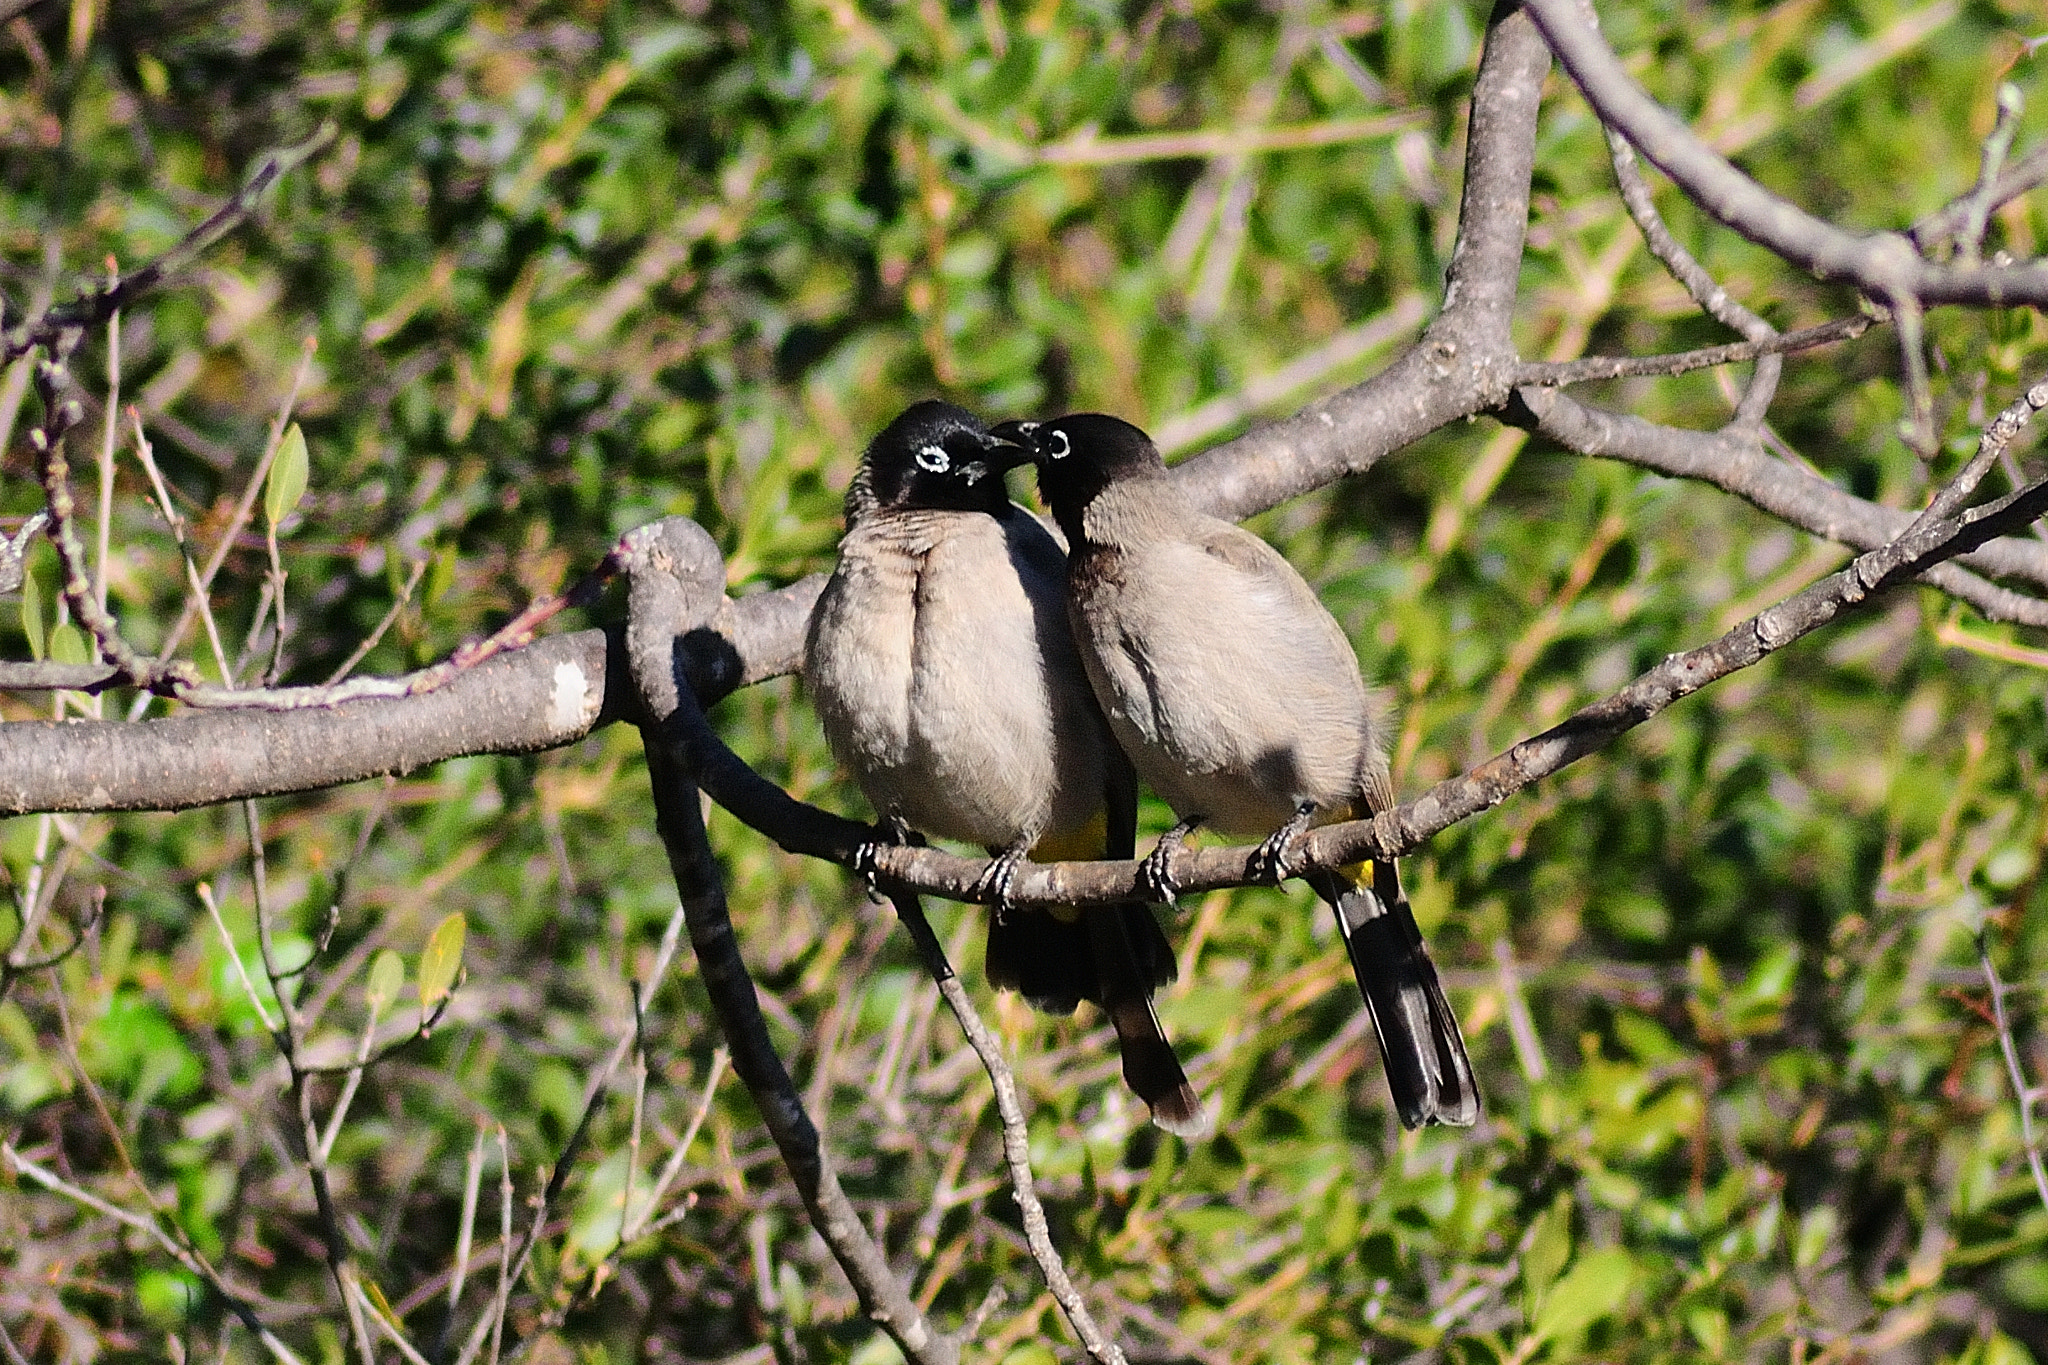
[984,421,1040,470]
[988,420,1041,464]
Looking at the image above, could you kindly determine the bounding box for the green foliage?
[3,0,2048,1362]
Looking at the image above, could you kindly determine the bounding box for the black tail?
[986,903,1207,1137]
[1308,863,1479,1129]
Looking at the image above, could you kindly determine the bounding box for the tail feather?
[1310,864,1479,1129]
[985,902,1205,1136]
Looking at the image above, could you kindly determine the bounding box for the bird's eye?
[915,443,951,473]
[1047,429,1071,460]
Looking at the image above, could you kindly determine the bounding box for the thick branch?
[618,517,952,1365]
[0,630,616,814]
[1169,2,1550,520]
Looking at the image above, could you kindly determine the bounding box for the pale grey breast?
[806,506,1105,850]
[1071,482,1379,835]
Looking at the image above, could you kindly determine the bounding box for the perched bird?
[803,400,1205,1136]
[994,412,1478,1129]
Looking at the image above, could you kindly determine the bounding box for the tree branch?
[1525,0,2048,308]
[1,125,336,366]
[1510,384,2048,625]
[616,517,955,1365]
[1513,316,1869,388]
[886,891,1128,1365]
[1170,1,1550,520]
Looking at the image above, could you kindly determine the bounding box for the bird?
[802,399,1206,1137]
[992,411,1478,1129]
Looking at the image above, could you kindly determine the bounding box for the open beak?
[978,419,1032,466]
[984,420,1040,470]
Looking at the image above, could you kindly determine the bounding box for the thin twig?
[94,279,118,627]
[0,124,336,365]
[1907,379,2048,532]
[887,892,1128,1365]
[1978,930,2048,1214]
[2,1143,307,1365]
[922,85,1420,168]
[1513,316,1869,389]
[1605,122,1782,423]
[1912,143,2048,255]
[635,1047,727,1237]
[1954,83,2027,264]
[324,557,428,686]
[197,881,278,1035]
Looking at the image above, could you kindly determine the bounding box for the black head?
[851,400,1031,519]
[989,412,1166,543]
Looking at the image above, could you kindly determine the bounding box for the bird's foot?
[1141,816,1203,906]
[1250,802,1318,884]
[854,811,920,902]
[971,843,1030,915]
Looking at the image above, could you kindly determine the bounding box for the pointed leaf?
[365,949,404,1016]
[21,562,44,660]
[419,912,466,1014]
[1529,1247,1635,1346]
[265,423,309,528]
[49,622,90,666]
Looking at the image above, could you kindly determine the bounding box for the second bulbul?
[996,412,1479,1129]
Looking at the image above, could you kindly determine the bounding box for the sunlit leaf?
[266,422,309,528]
[419,912,466,1015]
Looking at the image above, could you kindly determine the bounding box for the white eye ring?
[915,443,950,473]
[1046,429,1071,460]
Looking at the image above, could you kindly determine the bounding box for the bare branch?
[1526,0,2048,309]
[0,125,336,366]
[1604,124,1786,424]
[887,891,1127,1364]
[1510,385,2048,625]
[1912,142,2048,255]
[618,517,956,1365]
[0,628,614,813]
[1514,316,1870,389]
[1980,928,2048,1214]
[1170,3,1551,519]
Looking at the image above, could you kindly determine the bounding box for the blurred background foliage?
[4,0,2048,1361]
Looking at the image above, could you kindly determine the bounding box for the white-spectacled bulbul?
[993,411,1478,1129]
[804,400,1206,1137]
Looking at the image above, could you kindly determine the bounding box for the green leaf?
[1686,1305,1730,1357]
[365,949,404,1016]
[1521,1190,1573,1321]
[48,622,90,666]
[20,562,44,660]
[265,422,309,528]
[1794,1206,1838,1271]
[1529,1247,1635,1346]
[418,912,466,1016]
